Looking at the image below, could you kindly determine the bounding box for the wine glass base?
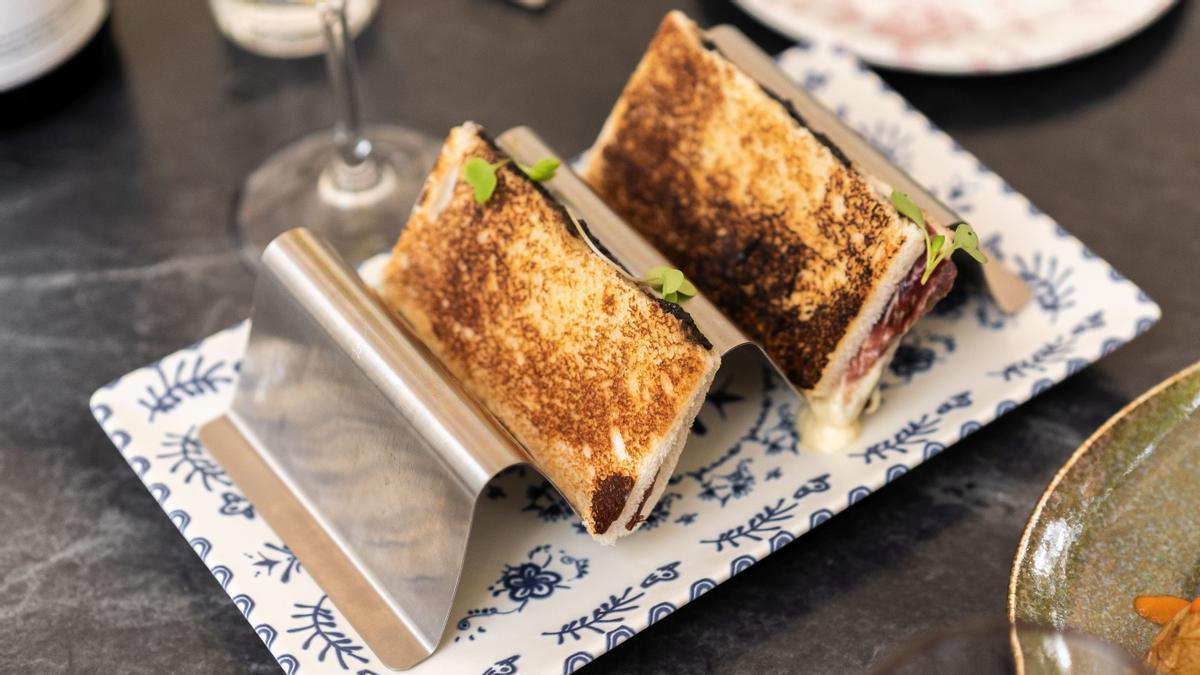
[236,124,440,267]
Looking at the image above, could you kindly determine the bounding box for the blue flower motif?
[1013,252,1076,322]
[639,561,682,588]
[801,69,828,91]
[989,312,1104,381]
[890,344,935,380]
[698,458,755,506]
[138,356,233,422]
[936,175,976,214]
[761,405,799,456]
[496,563,564,604]
[641,492,682,530]
[857,120,914,170]
[705,378,744,418]
[522,480,575,523]
[693,375,746,436]
[247,542,302,583]
[482,655,520,675]
[287,595,367,669]
[888,333,954,384]
[159,427,231,492]
[219,492,255,519]
[458,545,586,642]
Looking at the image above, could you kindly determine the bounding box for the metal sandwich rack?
[198,25,1027,670]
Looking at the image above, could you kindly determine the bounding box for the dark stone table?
[2,1,1196,672]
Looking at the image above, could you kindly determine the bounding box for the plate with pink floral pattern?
[735,0,1177,74]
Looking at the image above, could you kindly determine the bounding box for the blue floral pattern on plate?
[88,42,1159,674]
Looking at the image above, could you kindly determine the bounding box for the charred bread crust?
[379,123,720,541]
[584,11,925,396]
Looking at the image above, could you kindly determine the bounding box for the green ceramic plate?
[1010,361,1200,660]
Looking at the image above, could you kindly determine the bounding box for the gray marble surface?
[1,1,1197,673]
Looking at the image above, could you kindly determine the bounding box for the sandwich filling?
[802,248,955,451]
[849,253,960,389]
[846,250,957,391]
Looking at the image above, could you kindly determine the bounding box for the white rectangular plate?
[89,42,1159,675]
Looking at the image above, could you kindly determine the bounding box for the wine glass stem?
[318,0,379,190]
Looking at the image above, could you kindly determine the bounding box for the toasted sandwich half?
[378,123,720,543]
[583,11,956,450]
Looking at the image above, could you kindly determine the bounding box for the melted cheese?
[799,357,888,453]
[799,398,862,454]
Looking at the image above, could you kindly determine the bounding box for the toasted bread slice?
[584,12,954,444]
[378,123,720,543]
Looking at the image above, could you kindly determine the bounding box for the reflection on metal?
[200,229,527,669]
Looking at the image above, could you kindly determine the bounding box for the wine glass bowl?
[237,124,437,267]
[233,0,439,266]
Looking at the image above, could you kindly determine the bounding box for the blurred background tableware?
[209,0,377,58]
[228,0,439,265]
[506,0,553,11]
[1011,360,1200,664]
[0,0,114,127]
[867,621,1150,674]
[0,0,109,93]
[733,0,1180,74]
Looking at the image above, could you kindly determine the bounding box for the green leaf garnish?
[930,234,945,258]
[953,222,979,251]
[890,189,925,229]
[955,223,988,264]
[519,157,561,182]
[464,156,560,204]
[641,265,696,304]
[643,266,669,282]
[890,189,987,284]
[463,157,507,204]
[661,268,684,296]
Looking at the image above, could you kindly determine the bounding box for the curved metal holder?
[198,126,794,670]
[199,230,528,669]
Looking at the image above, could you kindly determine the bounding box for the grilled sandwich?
[378,123,721,543]
[583,11,956,451]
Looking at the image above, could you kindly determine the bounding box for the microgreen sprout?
[890,189,987,284]
[463,156,561,204]
[641,265,697,304]
[463,158,505,204]
[519,157,560,182]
